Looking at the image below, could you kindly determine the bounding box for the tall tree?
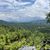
[46,12,50,23]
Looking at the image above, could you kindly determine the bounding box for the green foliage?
[0,23,50,50]
[46,12,50,23]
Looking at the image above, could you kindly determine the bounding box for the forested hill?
[0,20,16,25]
[0,19,46,25]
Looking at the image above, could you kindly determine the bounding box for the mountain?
[31,20,47,24]
[0,16,45,22]
[0,20,17,26]
[0,19,47,26]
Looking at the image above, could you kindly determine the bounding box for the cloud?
[0,0,35,11]
[0,0,50,22]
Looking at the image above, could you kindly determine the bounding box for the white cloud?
[0,0,50,22]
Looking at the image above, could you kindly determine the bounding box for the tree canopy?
[46,12,50,23]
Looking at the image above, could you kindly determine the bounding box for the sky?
[0,0,50,22]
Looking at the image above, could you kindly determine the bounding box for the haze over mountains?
[0,0,50,22]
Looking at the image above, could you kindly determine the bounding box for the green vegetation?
[0,23,50,50]
[46,12,50,23]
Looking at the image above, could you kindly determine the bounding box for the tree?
[46,12,50,23]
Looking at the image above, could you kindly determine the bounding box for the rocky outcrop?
[19,46,36,50]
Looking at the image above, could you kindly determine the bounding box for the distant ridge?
[0,20,16,25]
[0,19,47,25]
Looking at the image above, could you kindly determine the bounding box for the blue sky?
[0,0,50,22]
